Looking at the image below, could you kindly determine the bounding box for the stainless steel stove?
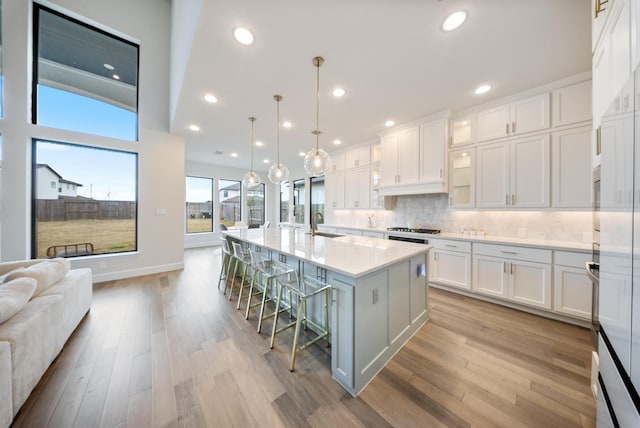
[386,227,440,244]
[387,227,441,234]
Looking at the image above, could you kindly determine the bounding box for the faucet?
[311,211,324,236]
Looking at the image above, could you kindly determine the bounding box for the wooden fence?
[35,199,136,221]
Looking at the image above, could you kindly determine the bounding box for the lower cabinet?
[553,251,593,320]
[330,275,354,390]
[429,239,471,290]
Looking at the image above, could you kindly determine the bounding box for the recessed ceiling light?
[282,121,292,128]
[332,88,346,97]
[233,27,255,45]
[442,11,467,32]
[204,94,218,103]
[231,152,238,157]
[112,74,120,80]
[385,120,395,127]
[188,124,200,131]
[263,159,269,163]
[255,140,264,147]
[474,84,492,95]
[103,63,115,70]
[333,139,342,145]
[298,151,306,157]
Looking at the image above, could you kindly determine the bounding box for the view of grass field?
[186,218,213,233]
[36,219,136,258]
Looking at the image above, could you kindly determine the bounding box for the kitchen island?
[223,227,430,396]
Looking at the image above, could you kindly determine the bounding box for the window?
[247,183,265,227]
[32,140,138,258]
[310,176,325,226]
[0,0,3,118]
[219,179,241,227]
[293,179,305,224]
[280,181,290,222]
[33,5,139,141]
[186,176,213,234]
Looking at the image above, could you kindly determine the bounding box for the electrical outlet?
[372,289,378,304]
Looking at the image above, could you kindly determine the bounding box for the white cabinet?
[345,146,371,169]
[429,240,471,290]
[552,126,593,208]
[336,228,363,236]
[552,80,593,127]
[345,167,370,209]
[330,275,354,390]
[477,93,550,142]
[449,114,474,147]
[419,119,447,186]
[325,171,345,209]
[477,135,550,208]
[594,39,612,126]
[449,148,474,208]
[380,127,420,187]
[472,243,552,310]
[328,152,345,172]
[362,230,384,239]
[553,251,593,320]
[609,0,631,102]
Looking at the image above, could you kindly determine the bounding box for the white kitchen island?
[223,227,430,396]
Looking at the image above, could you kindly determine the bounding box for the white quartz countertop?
[223,228,430,278]
[318,224,592,253]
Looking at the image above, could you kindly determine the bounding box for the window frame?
[293,178,305,225]
[185,175,214,234]
[310,176,325,227]
[219,178,242,228]
[280,181,290,223]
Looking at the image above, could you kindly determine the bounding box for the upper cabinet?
[345,146,371,169]
[449,115,474,147]
[449,148,474,208]
[420,118,447,187]
[477,93,550,143]
[551,126,593,208]
[552,80,593,127]
[329,152,346,172]
[380,127,420,188]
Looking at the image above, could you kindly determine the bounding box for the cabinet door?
[398,128,420,185]
[449,149,474,208]
[553,265,592,319]
[609,0,631,99]
[478,104,510,142]
[477,143,509,208]
[345,167,370,209]
[325,172,345,209]
[552,126,592,208]
[380,134,399,187]
[510,134,550,208]
[331,278,354,390]
[508,260,551,309]
[346,146,371,169]
[450,115,474,147]
[329,152,346,172]
[432,249,470,290]
[420,119,446,184]
[472,254,508,298]
[593,41,612,126]
[552,80,593,127]
[510,93,550,135]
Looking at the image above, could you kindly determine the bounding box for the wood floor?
[11,247,596,428]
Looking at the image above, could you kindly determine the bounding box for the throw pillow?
[5,258,70,297]
[0,266,25,285]
[0,277,37,324]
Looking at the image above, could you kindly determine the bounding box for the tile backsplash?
[326,194,592,243]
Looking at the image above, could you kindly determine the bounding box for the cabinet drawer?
[430,239,471,253]
[473,243,551,264]
[554,250,591,268]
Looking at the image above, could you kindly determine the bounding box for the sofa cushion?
[0,278,37,324]
[5,259,70,297]
[0,267,25,285]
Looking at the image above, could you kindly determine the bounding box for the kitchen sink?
[306,232,344,238]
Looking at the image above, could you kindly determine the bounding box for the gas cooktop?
[387,227,441,234]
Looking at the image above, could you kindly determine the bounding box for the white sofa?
[0,259,92,428]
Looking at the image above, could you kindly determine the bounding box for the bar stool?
[217,235,233,292]
[229,241,252,303]
[245,249,295,333]
[270,271,331,371]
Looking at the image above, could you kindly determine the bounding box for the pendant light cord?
[276,97,281,165]
[315,58,320,153]
[249,117,256,171]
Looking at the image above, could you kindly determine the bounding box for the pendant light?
[242,117,262,188]
[304,56,332,176]
[268,95,290,184]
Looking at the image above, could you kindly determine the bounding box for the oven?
[387,234,430,245]
[386,227,439,245]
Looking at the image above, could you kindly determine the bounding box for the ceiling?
[172,0,591,172]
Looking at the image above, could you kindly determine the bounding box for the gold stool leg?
[257,276,271,333]
[245,268,259,319]
[236,263,249,310]
[290,295,304,371]
[270,284,284,349]
[228,259,239,300]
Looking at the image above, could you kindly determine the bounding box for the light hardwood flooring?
[12,247,596,427]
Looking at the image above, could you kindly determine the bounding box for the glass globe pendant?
[242,117,262,188]
[268,95,290,184]
[304,56,332,176]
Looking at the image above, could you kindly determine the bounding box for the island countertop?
[223,228,430,278]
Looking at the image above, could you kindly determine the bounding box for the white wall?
[0,0,186,282]
[184,161,279,248]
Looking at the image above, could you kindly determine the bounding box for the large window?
[0,0,3,118]
[293,179,305,224]
[310,176,325,226]
[186,176,213,234]
[33,5,139,141]
[280,181,290,223]
[219,179,241,227]
[247,183,265,227]
[32,140,137,258]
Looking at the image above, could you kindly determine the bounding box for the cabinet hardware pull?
[510,263,514,275]
[596,126,602,156]
[595,0,608,18]
[440,168,443,178]
[503,262,506,273]
[450,196,453,205]
[445,244,458,248]
[500,250,517,254]
[506,194,509,205]
[512,121,516,133]
[506,123,509,135]
[511,194,515,205]
[434,252,437,261]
